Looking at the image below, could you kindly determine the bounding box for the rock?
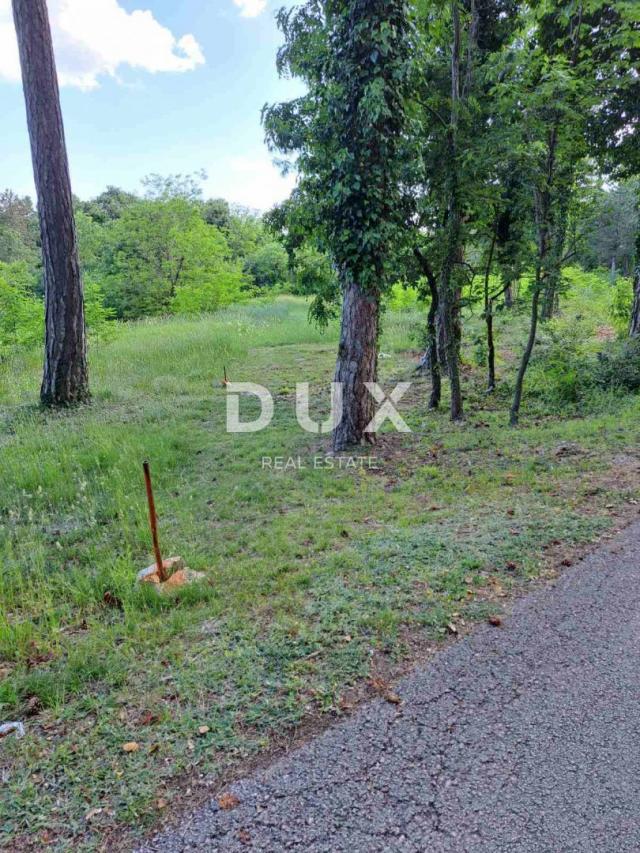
[137,556,186,585]
[137,557,206,594]
[161,568,206,590]
[0,722,25,739]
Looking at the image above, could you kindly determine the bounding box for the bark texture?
[12,0,89,406]
[510,124,556,426]
[437,0,465,422]
[510,284,540,426]
[414,248,441,409]
[332,277,379,451]
[504,282,514,308]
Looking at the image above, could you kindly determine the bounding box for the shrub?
[386,282,423,311]
[0,262,43,355]
[528,315,600,407]
[593,338,640,392]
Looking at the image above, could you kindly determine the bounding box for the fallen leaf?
[384,692,402,706]
[122,742,139,753]
[198,725,210,736]
[156,798,168,810]
[488,615,503,627]
[218,792,240,811]
[447,623,458,635]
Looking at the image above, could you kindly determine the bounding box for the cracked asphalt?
[139,521,640,852]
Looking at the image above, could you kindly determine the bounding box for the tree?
[12,0,89,406]
[0,189,39,264]
[412,0,522,418]
[505,0,595,424]
[93,199,245,319]
[585,4,639,337]
[243,241,289,290]
[202,198,232,231]
[78,186,138,224]
[577,183,638,277]
[265,0,417,449]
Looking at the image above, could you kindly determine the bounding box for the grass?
[0,288,639,850]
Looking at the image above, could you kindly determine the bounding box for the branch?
[413,247,438,292]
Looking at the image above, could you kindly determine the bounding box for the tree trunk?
[439,258,464,421]
[484,226,497,392]
[510,282,541,426]
[504,281,514,309]
[332,276,379,451]
[414,248,441,409]
[438,0,464,422]
[487,301,496,392]
[12,0,89,406]
[425,278,441,411]
[541,178,569,321]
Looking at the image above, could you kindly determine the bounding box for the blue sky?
[0,0,302,209]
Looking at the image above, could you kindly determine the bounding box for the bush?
[593,338,640,392]
[386,282,423,311]
[0,262,43,355]
[243,242,289,290]
[528,313,640,410]
[84,280,117,342]
[0,263,116,357]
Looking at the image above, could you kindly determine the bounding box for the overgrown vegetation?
[1,0,639,848]
[0,176,293,350]
[1,291,639,850]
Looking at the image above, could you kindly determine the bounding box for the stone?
[136,557,206,594]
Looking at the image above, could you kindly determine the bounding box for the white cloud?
[0,0,204,90]
[210,154,296,212]
[233,0,267,18]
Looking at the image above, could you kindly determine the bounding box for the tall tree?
[585,3,639,337]
[413,0,521,419]
[12,0,89,406]
[264,0,416,450]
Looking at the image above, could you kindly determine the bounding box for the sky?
[0,0,302,210]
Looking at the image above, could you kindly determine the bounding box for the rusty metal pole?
[143,461,167,582]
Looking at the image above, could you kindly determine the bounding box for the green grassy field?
[1,292,639,850]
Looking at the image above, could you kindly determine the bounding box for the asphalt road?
[139,521,640,852]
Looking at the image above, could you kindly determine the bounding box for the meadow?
[1,284,639,850]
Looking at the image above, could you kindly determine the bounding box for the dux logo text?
[225,382,412,435]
